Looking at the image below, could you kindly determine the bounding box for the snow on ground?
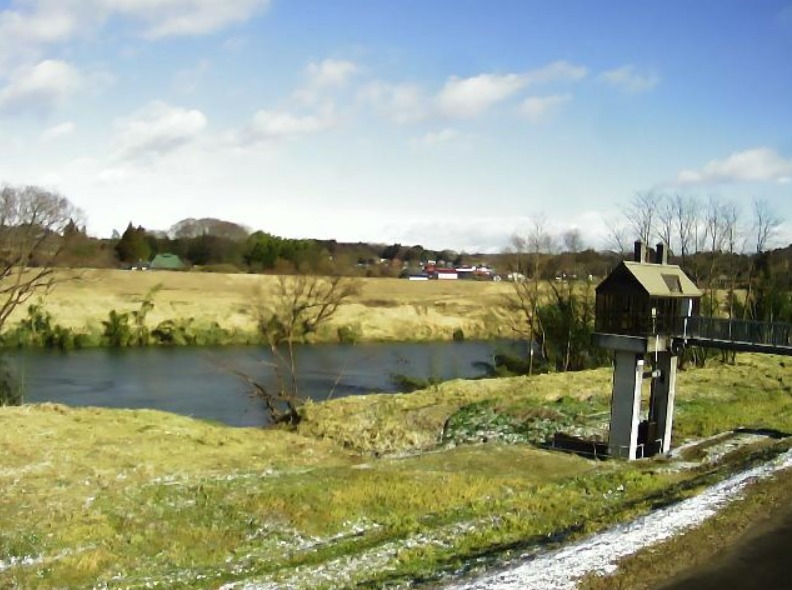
[447,448,792,590]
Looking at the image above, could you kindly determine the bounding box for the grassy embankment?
[1,353,790,588]
[2,269,516,347]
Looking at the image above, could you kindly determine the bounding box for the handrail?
[680,316,792,348]
[595,314,792,349]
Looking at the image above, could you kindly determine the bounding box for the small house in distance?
[149,253,186,271]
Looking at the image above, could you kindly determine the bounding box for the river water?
[8,340,524,427]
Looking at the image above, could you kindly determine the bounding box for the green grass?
[674,355,792,438]
[2,354,791,588]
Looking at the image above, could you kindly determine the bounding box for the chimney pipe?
[655,243,667,265]
[634,240,647,263]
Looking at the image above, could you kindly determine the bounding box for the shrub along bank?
[1,353,790,588]
[0,300,260,350]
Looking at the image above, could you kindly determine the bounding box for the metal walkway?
[681,316,792,356]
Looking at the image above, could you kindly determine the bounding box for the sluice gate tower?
[593,241,701,460]
[593,241,792,460]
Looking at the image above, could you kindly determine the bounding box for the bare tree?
[722,201,742,257]
[741,199,784,324]
[752,198,782,253]
[562,228,583,254]
[608,191,664,259]
[244,274,361,424]
[704,195,727,255]
[625,191,663,246]
[671,194,700,266]
[700,195,731,320]
[657,198,676,255]
[0,185,82,334]
[721,201,742,363]
[605,217,632,258]
[505,216,555,375]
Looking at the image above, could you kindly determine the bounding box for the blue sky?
[1,0,790,252]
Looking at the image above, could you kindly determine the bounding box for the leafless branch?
[0,184,82,332]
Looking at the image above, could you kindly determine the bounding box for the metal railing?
[596,313,792,351]
[681,315,792,349]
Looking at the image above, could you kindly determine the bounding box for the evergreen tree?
[115,223,151,263]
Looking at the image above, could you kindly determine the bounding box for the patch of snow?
[0,548,81,575]
[0,554,41,573]
[664,432,775,472]
[0,461,53,478]
[448,448,792,590]
[218,520,482,590]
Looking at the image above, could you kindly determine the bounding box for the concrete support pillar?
[608,351,644,460]
[649,352,678,454]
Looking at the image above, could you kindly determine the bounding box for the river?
[8,340,525,426]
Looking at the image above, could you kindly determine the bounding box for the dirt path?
[657,498,792,590]
[444,450,792,590]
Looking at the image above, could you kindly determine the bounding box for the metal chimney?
[634,240,647,263]
[655,243,667,265]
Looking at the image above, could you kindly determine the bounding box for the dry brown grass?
[11,270,517,342]
[297,368,615,454]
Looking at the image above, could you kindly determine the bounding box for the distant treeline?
[55,215,791,325]
[58,217,516,275]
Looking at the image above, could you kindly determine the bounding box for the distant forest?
[54,190,792,330]
[59,214,792,289]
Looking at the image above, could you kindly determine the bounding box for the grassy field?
[2,353,791,588]
[8,270,517,344]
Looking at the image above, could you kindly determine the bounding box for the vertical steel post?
[649,351,678,454]
[608,351,644,460]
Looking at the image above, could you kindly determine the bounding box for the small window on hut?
[662,274,682,293]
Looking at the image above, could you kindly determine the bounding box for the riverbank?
[2,270,515,347]
[1,354,790,588]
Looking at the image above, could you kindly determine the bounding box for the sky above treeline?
[1,0,791,252]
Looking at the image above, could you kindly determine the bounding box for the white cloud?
[518,94,571,123]
[421,128,461,146]
[113,100,207,161]
[359,81,427,124]
[305,59,358,88]
[96,0,271,38]
[0,4,80,48]
[434,61,586,119]
[239,108,337,143]
[409,128,473,151]
[677,147,792,185]
[0,0,270,58]
[600,65,660,93]
[435,73,527,118]
[295,58,359,105]
[358,61,587,124]
[523,60,588,85]
[0,60,82,115]
[41,121,76,141]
